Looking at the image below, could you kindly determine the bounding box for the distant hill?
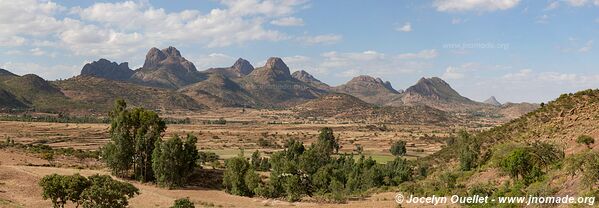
[0,68,16,77]
[388,77,488,112]
[292,70,330,91]
[131,47,206,88]
[80,59,134,81]
[483,96,502,106]
[333,75,401,105]
[55,76,204,112]
[179,73,259,107]
[295,93,453,125]
[0,72,77,112]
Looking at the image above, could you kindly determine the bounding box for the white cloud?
[545,1,559,10]
[271,17,304,26]
[578,40,593,52]
[319,50,436,77]
[0,0,309,60]
[451,18,466,24]
[442,67,465,80]
[397,49,438,59]
[297,34,342,45]
[0,62,80,80]
[433,0,521,12]
[502,68,532,81]
[564,0,599,6]
[195,53,237,70]
[396,22,412,32]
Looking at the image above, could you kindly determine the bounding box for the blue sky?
[1,0,598,103]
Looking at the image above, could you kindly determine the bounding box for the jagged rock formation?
[80,59,133,81]
[131,46,205,88]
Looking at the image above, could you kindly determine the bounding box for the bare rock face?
[231,58,254,76]
[249,57,293,82]
[142,46,196,72]
[80,59,134,81]
[132,46,203,89]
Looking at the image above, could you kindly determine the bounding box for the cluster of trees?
[223,127,416,202]
[497,142,563,185]
[102,100,199,188]
[39,174,139,208]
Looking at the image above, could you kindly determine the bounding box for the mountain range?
[0,46,538,120]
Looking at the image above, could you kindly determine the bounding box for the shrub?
[390,140,407,156]
[171,198,195,208]
[576,135,595,148]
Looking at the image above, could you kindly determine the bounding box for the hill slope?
[295,93,453,125]
[55,76,204,112]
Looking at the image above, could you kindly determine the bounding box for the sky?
[1,0,599,103]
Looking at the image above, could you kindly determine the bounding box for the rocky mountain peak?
[80,58,133,81]
[406,77,468,101]
[249,57,292,82]
[232,58,254,75]
[162,46,182,57]
[265,57,290,72]
[484,96,502,106]
[346,75,399,93]
[141,46,196,72]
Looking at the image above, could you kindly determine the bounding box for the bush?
[171,198,195,208]
[390,140,407,156]
[576,135,595,148]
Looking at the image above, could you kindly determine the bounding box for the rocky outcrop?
[80,59,134,81]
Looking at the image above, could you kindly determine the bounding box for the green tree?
[458,131,480,171]
[39,174,90,208]
[171,198,195,208]
[390,140,407,156]
[316,127,339,154]
[102,99,166,182]
[500,148,534,180]
[152,134,199,188]
[39,174,69,208]
[222,156,252,196]
[576,135,595,148]
[81,174,139,208]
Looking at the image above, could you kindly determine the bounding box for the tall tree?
[152,134,199,188]
[102,99,166,181]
